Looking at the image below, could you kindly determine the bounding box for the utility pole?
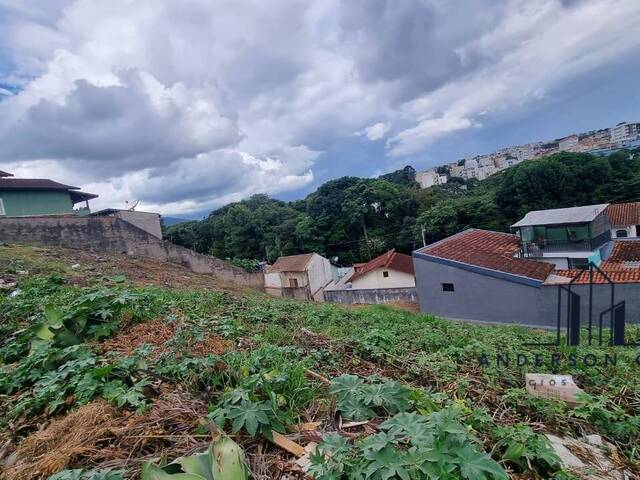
[421,225,426,247]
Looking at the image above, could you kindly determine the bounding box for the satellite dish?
[125,200,139,211]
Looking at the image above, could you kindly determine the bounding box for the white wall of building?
[306,253,334,300]
[350,268,416,290]
[264,272,282,289]
[611,226,638,239]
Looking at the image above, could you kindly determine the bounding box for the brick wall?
[0,216,264,289]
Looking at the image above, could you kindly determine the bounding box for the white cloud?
[388,0,640,156]
[388,115,477,157]
[363,122,390,141]
[0,0,639,214]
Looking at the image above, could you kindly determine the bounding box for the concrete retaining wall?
[0,216,264,288]
[324,287,418,305]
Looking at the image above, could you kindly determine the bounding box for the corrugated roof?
[0,178,81,190]
[511,204,609,228]
[348,249,415,282]
[554,240,640,284]
[270,253,315,272]
[606,202,640,226]
[416,229,555,281]
[0,170,13,177]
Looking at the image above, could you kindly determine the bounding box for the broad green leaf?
[44,304,64,327]
[329,374,365,402]
[363,446,410,480]
[359,432,398,453]
[502,442,526,462]
[456,446,508,480]
[33,323,55,341]
[177,451,214,480]
[227,400,271,437]
[380,412,432,446]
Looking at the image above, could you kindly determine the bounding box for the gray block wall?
[413,255,640,328]
[0,216,264,288]
[324,287,418,305]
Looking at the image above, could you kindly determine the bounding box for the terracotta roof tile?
[554,240,640,284]
[606,202,640,226]
[270,253,315,272]
[349,249,415,282]
[417,229,554,281]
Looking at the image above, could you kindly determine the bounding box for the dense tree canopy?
[167,150,640,264]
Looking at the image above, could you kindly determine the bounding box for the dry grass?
[4,393,209,480]
[97,318,232,359]
[5,401,123,480]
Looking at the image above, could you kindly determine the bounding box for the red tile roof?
[606,202,640,226]
[349,249,415,282]
[554,240,640,284]
[417,229,555,281]
[269,253,315,272]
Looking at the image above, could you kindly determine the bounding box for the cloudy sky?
[1,0,639,217]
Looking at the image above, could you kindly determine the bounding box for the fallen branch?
[305,369,331,385]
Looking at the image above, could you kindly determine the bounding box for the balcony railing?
[520,230,611,257]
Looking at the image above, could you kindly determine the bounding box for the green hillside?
[167,150,640,265]
[0,245,638,478]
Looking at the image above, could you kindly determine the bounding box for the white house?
[606,202,640,239]
[265,252,333,301]
[345,249,415,289]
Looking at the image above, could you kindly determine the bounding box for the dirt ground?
[0,244,238,291]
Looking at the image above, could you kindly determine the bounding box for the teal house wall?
[0,190,74,216]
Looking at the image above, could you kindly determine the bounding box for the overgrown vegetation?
[167,150,640,264]
[1,254,639,479]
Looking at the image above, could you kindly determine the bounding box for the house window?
[382,271,389,278]
[289,278,299,288]
[0,198,5,216]
[616,229,628,238]
[568,258,589,270]
[442,283,455,292]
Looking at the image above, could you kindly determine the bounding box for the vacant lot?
[1,245,638,479]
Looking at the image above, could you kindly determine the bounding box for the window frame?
[442,282,455,292]
[382,270,389,278]
[615,229,628,238]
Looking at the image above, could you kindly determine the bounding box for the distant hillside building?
[610,122,640,145]
[0,171,97,217]
[416,170,448,188]
[558,134,579,152]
